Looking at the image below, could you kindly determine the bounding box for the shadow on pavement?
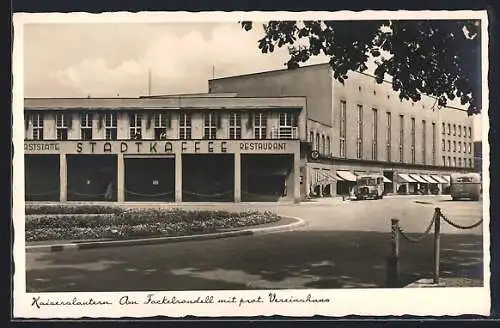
[26,230,483,292]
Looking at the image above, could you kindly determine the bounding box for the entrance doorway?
[124,157,175,202]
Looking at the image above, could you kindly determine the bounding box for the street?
[26,195,484,292]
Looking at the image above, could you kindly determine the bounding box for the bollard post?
[433,207,441,285]
[386,218,400,288]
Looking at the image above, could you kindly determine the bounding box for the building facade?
[23,64,476,204]
[209,64,475,197]
[24,96,307,203]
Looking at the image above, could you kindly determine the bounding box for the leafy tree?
[241,20,481,115]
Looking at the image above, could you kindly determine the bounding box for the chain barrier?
[438,211,483,230]
[125,189,174,197]
[182,190,233,197]
[396,213,436,244]
[25,190,59,196]
[67,190,107,197]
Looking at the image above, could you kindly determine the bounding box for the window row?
[441,122,472,138]
[337,102,437,165]
[24,111,299,141]
[440,139,473,154]
[309,131,331,157]
[441,156,474,168]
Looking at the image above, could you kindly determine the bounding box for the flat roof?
[24,96,307,111]
[209,63,329,81]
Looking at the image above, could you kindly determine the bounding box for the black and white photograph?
[12,10,490,318]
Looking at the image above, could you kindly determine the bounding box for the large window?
[80,112,93,141]
[129,113,142,140]
[432,122,436,165]
[104,112,117,140]
[179,112,192,140]
[386,112,391,162]
[372,108,378,160]
[422,120,426,164]
[203,112,217,140]
[410,118,415,164]
[278,112,296,139]
[340,101,347,158]
[326,136,331,156]
[32,113,44,140]
[154,113,170,140]
[229,112,242,139]
[254,112,267,139]
[357,104,363,159]
[399,114,404,162]
[56,113,68,141]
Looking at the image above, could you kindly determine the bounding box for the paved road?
[26,195,484,292]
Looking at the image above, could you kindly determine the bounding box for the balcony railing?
[270,126,298,139]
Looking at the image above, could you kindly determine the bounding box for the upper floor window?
[447,140,451,152]
[129,113,142,140]
[386,112,391,162]
[278,112,297,139]
[458,157,462,167]
[468,126,472,138]
[469,158,472,168]
[154,113,170,140]
[453,157,457,167]
[458,125,462,137]
[453,124,456,136]
[229,112,242,140]
[322,135,326,155]
[357,105,363,159]
[458,141,462,152]
[340,101,347,158]
[399,115,404,162]
[80,112,93,141]
[203,112,217,140]
[453,140,456,152]
[422,120,426,164]
[442,156,446,167]
[469,142,472,154]
[372,108,378,160]
[432,122,436,165]
[315,133,320,152]
[32,112,44,140]
[410,118,415,164]
[309,130,314,144]
[326,136,331,156]
[447,156,451,167]
[442,139,446,151]
[179,112,192,140]
[447,123,451,135]
[56,113,68,141]
[104,112,117,140]
[254,112,267,140]
[442,122,445,135]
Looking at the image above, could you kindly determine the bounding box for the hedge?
[26,205,123,215]
[25,209,280,242]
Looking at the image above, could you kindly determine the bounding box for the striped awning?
[409,174,428,184]
[421,175,439,183]
[442,175,451,183]
[336,170,357,182]
[431,175,448,184]
[383,176,392,183]
[398,173,417,183]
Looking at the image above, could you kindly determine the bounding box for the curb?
[26,216,306,253]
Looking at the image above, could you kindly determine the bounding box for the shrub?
[25,209,281,242]
[25,205,123,215]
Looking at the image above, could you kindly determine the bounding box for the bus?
[450,172,481,201]
[354,174,384,200]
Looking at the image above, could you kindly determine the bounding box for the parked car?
[354,174,384,200]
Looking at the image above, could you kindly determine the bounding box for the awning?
[442,175,451,183]
[421,175,439,183]
[431,175,448,184]
[398,173,417,183]
[409,174,428,184]
[383,176,392,183]
[336,170,357,182]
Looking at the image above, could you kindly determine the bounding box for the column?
[175,154,182,202]
[234,153,241,202]
[117,153,124,202]
[293,151,301,203]
[59,154,67,202]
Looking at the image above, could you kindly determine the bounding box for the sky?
[23,22,483,141]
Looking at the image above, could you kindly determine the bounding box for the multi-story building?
[23,63,475,204]
[209,64,475,197]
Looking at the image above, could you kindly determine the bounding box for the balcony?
[270,126,298,139]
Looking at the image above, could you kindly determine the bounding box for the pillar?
[234,153,241,202]
[59,154,67,202]
[117,153,124,202]
[293,151,301,203]
[175,154,182,202]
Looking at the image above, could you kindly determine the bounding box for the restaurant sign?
[24,140,298,155]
